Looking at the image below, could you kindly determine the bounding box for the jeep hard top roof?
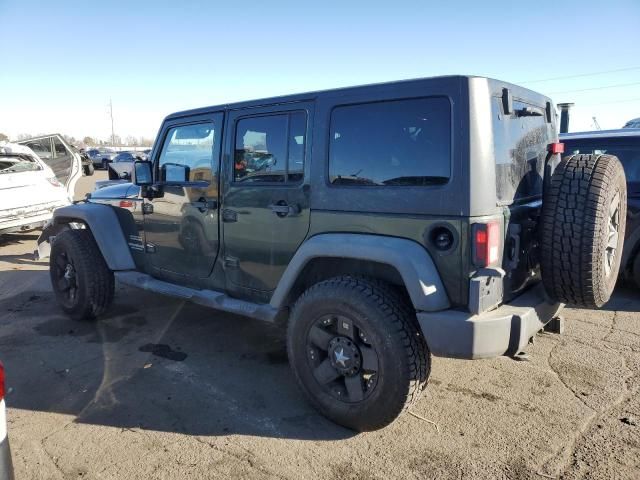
[164,75,553,121]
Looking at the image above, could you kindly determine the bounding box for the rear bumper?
[417,283,563,359]
[0,200,69,234]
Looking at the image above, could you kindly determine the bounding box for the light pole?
[109,98,115,147]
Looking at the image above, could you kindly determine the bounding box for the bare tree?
[0,133,8,142]
[125,135,139,147]
[16,133,33,140]
[83,136,96,146]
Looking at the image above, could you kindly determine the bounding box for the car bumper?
[417,283,563,359]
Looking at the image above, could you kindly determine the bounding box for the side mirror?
[133,160,153,186]
[160,163,190,183]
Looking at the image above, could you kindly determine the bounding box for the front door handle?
[268,202,300,217]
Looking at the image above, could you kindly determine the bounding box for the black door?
[143,114,224,280]
[222,103,312,292]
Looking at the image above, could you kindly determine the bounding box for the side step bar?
[115,271,280,323]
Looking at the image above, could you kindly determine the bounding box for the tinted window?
[116,153,134,162]
[158,123,215,182]
[25,139,52,159]
[493,98,551,204]
[329,98,450,186]
[53,137,68,156]
[234,112,306,184]
[50,137,73,184]
[563,140,640,182]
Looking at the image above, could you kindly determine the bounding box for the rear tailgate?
[490,87,558,301]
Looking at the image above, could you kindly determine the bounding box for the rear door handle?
[269,203,300,217]
[191,198,218,213]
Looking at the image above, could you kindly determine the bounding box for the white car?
[0,140,80,234]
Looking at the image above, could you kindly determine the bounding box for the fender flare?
[269,233,450,312]
[44,203,135,271]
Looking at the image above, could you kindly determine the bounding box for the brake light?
[473,222,501,267]
[549,142,565,155]
[119,200,134,208]
[0,363,4,400]
[46,177,62,187]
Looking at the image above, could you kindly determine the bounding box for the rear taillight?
[46,177,62,187]
[472,222,501,267]
[549,142,565,155]
[0,363,4,400]
[119,200,134,208]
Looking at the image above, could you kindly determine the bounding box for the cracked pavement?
[0,173,638,479]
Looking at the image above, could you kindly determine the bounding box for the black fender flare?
[39,203,135,271]
[269,233,450,312]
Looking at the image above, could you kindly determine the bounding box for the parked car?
[86,148,102,166]
[86,148,117,170]
[561,128,640,287]
[108,151,137,180]
[0,141,77,234]
[623,118,640,128]
[70,145,94,176]
[0,362,14,480]
[36,76,627,431]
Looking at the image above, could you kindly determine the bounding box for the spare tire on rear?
[541,154,627,308]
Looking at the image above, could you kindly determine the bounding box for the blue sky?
[0,0,638,141]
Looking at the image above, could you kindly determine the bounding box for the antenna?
[592,116,601,130]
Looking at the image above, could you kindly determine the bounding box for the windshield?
[0,154,42,174]
[563,139,640,182]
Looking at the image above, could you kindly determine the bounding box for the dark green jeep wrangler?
[37,76,627,431]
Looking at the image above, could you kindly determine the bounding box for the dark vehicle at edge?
[561,128,640,287]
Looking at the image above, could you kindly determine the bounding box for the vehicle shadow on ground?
[0,276,355,441]
[0,233,40,247]
[600,283,639,312]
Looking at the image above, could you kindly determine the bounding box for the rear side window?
[25,139,52,159]
[493,98,551,204]
[329,97,451,186]
[234,112,306,184]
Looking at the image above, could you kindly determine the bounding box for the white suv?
[0,140,79,234]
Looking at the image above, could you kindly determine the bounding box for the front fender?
[270,234,450,312]
[36,203,135,271]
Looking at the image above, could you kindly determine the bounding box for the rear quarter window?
[328,97,451,186]
[493,98,551,204]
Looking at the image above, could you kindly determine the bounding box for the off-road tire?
[84,163,95,176]
[50,229,114,320]
[287,275,430,431]
[541,154,627,307]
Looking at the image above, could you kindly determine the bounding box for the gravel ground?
[0,171,638,479]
